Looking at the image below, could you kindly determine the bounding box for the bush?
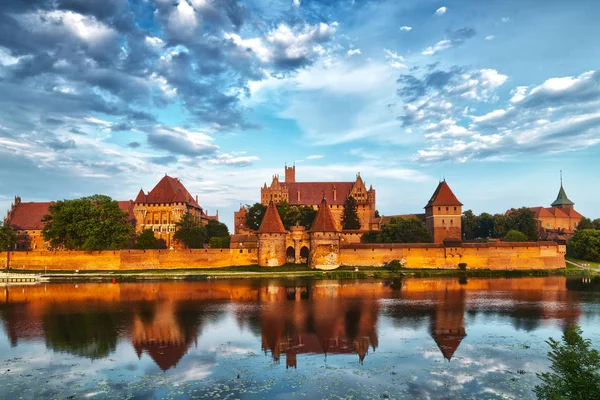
[134,229,158,249]
[568,229,600,262]
[208,236,231,249]
[534,325,600,400]
[385,259,405,272]
[361,231,379,243]
[503,229,529,242]
[458,262,467,270]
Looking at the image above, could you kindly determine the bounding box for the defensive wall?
[1,248,257,271]
[339,241,566,270]
[0,241,565,270]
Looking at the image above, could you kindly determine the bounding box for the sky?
[1,0,599,230]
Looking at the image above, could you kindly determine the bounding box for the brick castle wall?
[1,242,565,271]
[2,248,257,271]
[339,242,566,270]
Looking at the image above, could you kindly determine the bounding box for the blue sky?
[1,0,599,230]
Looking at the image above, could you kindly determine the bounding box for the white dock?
[0,273,48,283]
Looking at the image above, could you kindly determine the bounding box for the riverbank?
[4,262,597,282]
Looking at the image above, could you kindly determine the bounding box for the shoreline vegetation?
[5,259,598,282]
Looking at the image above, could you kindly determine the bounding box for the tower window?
[438,207,441,211]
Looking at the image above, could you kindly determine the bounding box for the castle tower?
[257,200,287,267]
[308,197,341,269]
[551,173,575,210]
[424,181,463,244]
[285,164,296,183]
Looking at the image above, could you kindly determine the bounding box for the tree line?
[461,207,538,241]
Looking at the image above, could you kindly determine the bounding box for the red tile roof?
[425,181,463,208]
[527,206,582,219]
[7,200,135,230]
[257,200,287,234]
[287,182,356,205]
[141,175,201,209]
[7,202,52,230]
[309,198,340,232]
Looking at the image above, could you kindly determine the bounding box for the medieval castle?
[3,165,581,270]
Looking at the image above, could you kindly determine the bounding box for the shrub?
[534,325,600,400]
[503,229,529,242]
[386,259,405,272]
[208,236,231,249]
[458,262,467,270]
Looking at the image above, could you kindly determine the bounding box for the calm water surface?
[1,276,599,399]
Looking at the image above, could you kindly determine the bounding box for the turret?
[257,200,287,267]
[308,197,341,269]
[424,180,463,244]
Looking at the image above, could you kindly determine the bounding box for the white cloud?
[208,153,260,166]
[485,35,495,40]
[145,36,165,48]
[400,26,412,31]
[422,39,452,55]
[167,0,197,37]
[384,48,407,68]
[225,22,338,66]
[434,7,447,16]
[347,48,361,56]
[414,70,600,163]
[306,155,324,159]
[501,16,510,23]
[292,0,301,7]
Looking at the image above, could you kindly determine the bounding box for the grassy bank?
[6,263,597,282]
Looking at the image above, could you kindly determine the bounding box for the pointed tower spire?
[551,171,574,208]
[309,197,340,232]
[257,200,287,233]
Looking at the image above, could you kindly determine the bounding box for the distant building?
[234,165,377,234]
[3,174,218,250]
[424,180,463,244]
[133,175,218,248]
[523,179,583,238]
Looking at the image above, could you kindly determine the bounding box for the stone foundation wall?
[1,248,257,271]
[339,242,566,270]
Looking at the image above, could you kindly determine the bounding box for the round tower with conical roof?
[257,200,288,267]
[308,197,341,269]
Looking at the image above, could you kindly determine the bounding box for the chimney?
[196,195,198,203]
[297,190,301,202]
[333,187,337,202]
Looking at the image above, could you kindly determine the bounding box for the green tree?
[462,210,478,240]
[246,203,267,230]
[534,325,600,400]
[374,210,381,218]
[477,212,495,239]
[568,229,600,262]
[206,219,230,239]
[378,217,433,243]
[282,205,302,229]
[299,206,317,229]
[173,212,207,249]
[504,229,529,242]
[341,196,361,230]
[577,217,595,230]
[208,236,231,248]
[594,219,600,230]
[0,223,17,251]
[41,195,132,251]
[508,207,538,241]
[134,229,158,249]
[493,213,510,238]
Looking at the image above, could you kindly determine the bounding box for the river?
[1,276,599,399]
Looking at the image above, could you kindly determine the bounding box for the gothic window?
[446,207,449,211]
[438,207,441,211]
[442,219,445,225]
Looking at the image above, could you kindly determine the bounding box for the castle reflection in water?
[1,277,597,371]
